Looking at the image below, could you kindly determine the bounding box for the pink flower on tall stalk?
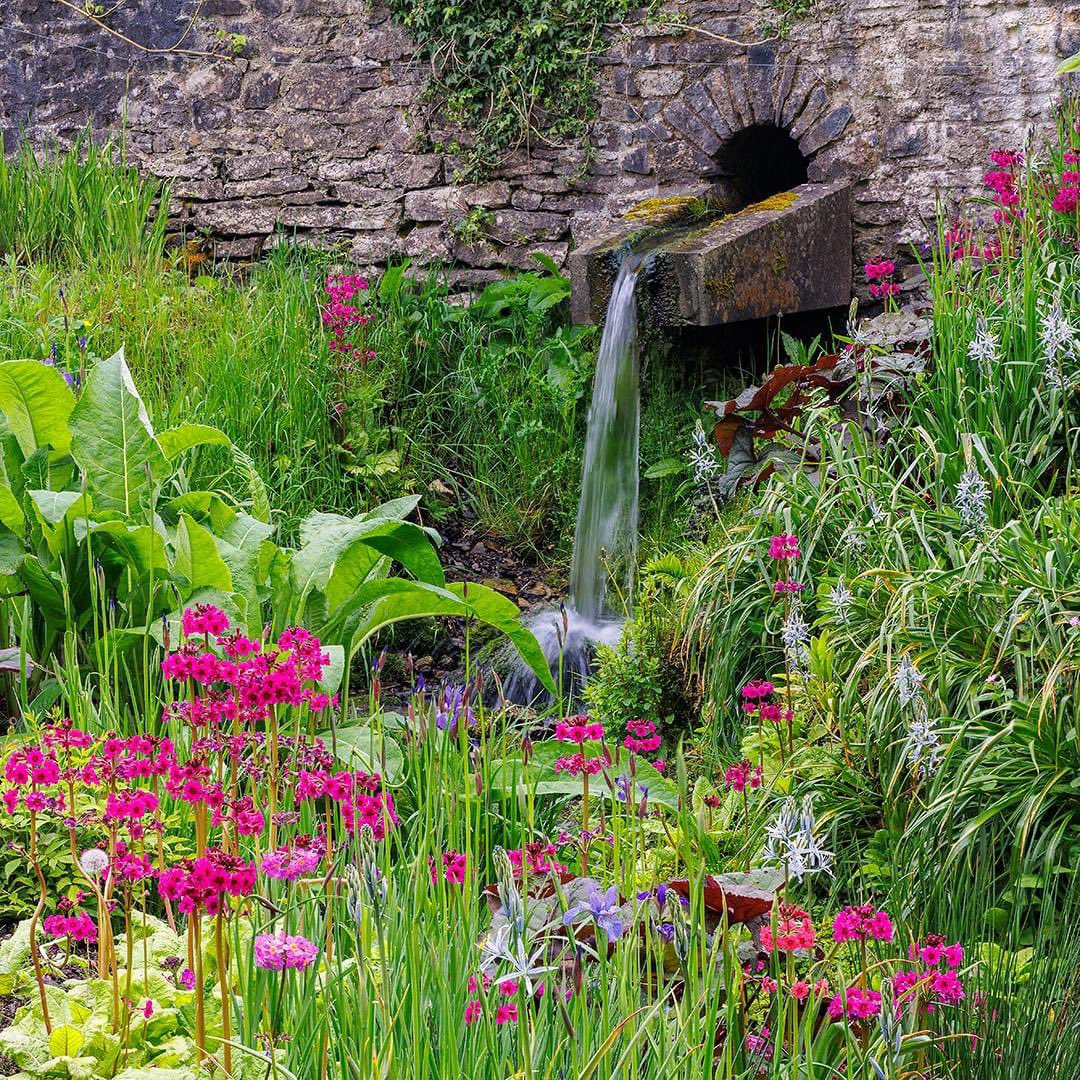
[182,603,230,638]
[723,759,762,793]
[623,718,661,755]
[768,534,800,560]
[260,842,323,882]
[553,750,610,777]
[494,1003,518,1025]
[430,849,467,885]
[555,717,604,743]
[253,931,319,972]
[827,985,882,1021]
[760,903,815,952]
[832,903,895,943]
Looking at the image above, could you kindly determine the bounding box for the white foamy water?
[502,254,644,706]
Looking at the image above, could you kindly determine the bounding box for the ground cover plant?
[0,111,1077,1080]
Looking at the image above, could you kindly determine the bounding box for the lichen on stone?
[743,191,800,214]
[622,196,700,224]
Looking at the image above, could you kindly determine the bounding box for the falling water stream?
[503,253,645,705]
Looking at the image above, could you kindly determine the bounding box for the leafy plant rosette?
[0,348,554,718]
[0,915,271,1078]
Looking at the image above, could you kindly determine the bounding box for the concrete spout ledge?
[568,180,853,326]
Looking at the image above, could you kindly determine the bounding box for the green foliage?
[0,349,553,724]
[369,259,598,551]
[389,0,631,179]
[585,632,665,736]
[587,551,700,746]
[0,134,169,267]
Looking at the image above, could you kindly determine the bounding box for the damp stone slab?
[568,180,853,326]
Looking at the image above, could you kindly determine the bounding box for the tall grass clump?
[677,114,1080,902]
[0,133,169,266]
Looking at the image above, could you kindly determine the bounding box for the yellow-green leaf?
[48,1024,84,1057]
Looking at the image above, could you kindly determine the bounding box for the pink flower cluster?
[1052,153,1080,214]
[723,759,762,793]
[322,274,374,361]
[295,767,399,838]
[865,259,900,300]
[158,848,257,915]
[553,749,610,777]
[253,930,319,972]
[768,534,800,560]
[983,150,1021,221]
[161,614,337,725]
[260,841,323,882]
[182,603,230,637]
[623,719,661,756]
[43,911,97,942]
[554,717,604,743]
[827,985,882,1021]
[759,903,815,953]
[430,849,467,885]
[773,580,805,594]
[741,681,791,727]
[892,934,966,1008]
[832,904,895,943]
[506,842,566,877]
[789,977,830,1002]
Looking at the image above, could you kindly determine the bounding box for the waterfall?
[502,252,644,706]
[569,253,644,620]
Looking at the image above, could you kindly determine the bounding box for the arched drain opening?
[714,124,809,207]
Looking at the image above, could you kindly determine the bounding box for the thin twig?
[49,0,228,61]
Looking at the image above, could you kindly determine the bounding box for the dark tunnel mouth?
[714,124,810,207]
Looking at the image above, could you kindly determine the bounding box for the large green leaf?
[0,530,22,576]
[0,360,76,456]
[0,452,24,534]
[173,514,232,594]
[157,423,231,460]
[68,348,167,514]
[27,489,85,527]
[18,556,66,624]
[443,582,554,694]
[30,490,91,558]
[293,513,443,604]
[345,579,555,694]
[318,722,404,781]
[90,521,169,578]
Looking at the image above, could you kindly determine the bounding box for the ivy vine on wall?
[389,0,634,181]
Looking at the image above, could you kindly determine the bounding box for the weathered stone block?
[569,181,853,326]
[242,70,282,110]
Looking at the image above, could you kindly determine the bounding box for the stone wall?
[4,0,1080,283]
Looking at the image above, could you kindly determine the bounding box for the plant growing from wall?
[389,0,633,180]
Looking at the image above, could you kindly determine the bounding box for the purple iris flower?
[564,884,624,941]
[435,683,474,733]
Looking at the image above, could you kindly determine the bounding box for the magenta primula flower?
[43,911,97,943]
[430,849,468,885]
[254,930,319,972]
[182,603,230,638]
[554,717,604,743]
[260,842,323,882]
[494,1003,518,1025]
[832,903,895,944]
[768,534,800,560]
[724,759,762,793]
[760,903,815,952]
[827,985,881,1021]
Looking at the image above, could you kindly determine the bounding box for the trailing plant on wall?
[389,0,632,179]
